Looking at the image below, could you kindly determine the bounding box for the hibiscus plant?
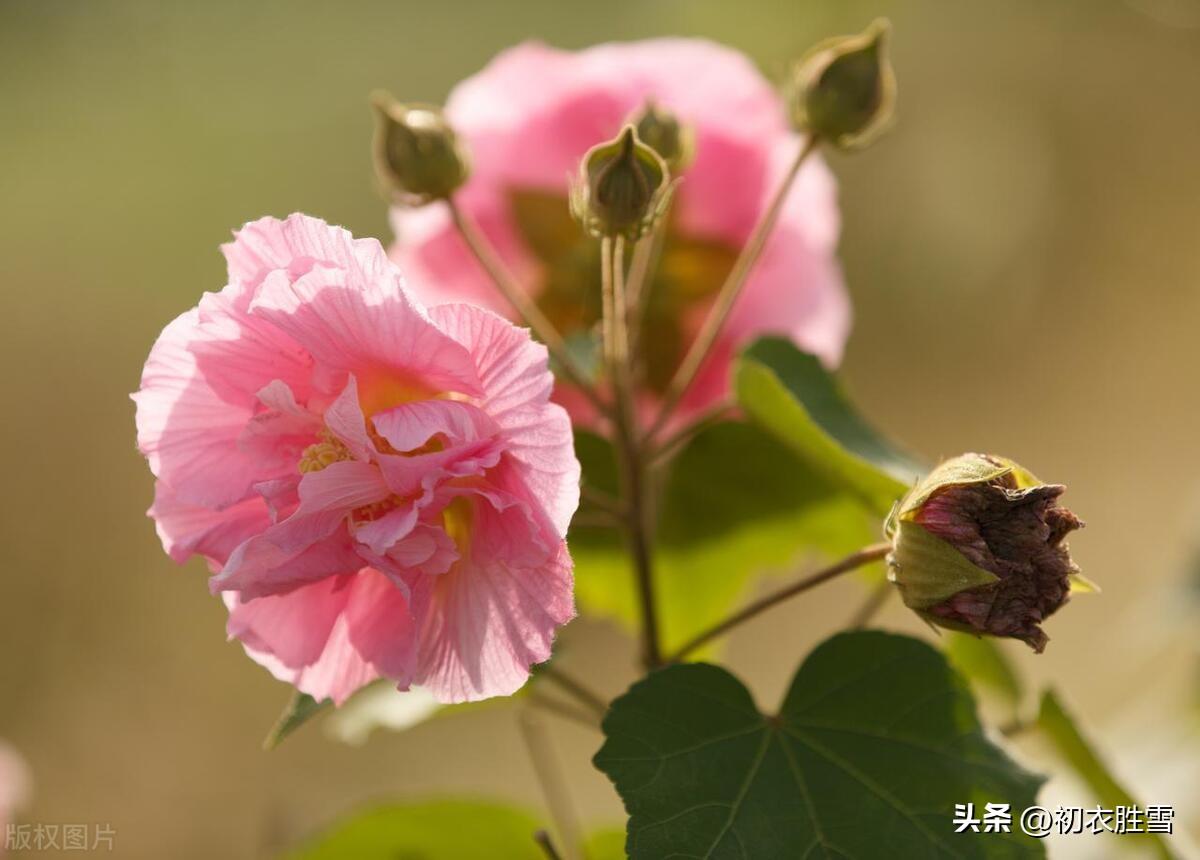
[132,20,1177,860]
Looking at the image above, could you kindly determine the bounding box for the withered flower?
[887,453,1085,652]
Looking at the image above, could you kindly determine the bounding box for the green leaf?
[735,337,923,516]
[1036,690,1178,860]
[595,631,1045,858]
[286,800,547,860]
[943,633,1024,718]
[571,423,877,653]
[264,691,329,750]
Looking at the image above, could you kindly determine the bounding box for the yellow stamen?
[297,429,351,474]
[442,496,475,555]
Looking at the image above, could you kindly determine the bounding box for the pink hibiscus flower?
[388,39,849,427]
[134,214,579,704]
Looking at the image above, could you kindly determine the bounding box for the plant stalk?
[644,135,820,444]
[602,236,663,669]
[667,541,890,661]
[519,711,585,860]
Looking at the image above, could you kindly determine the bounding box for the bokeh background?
[1,0,1198,856]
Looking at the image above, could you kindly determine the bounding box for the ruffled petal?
[410,489,575,703]
[220,213,393,308]
[429,303,580,538]
[322,376,373,459]
[211,461,390,596]
[148,483,273,565]
[133,308,271,509]
[227,568,416,705]
[249,258,481,398]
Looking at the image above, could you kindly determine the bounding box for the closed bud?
[370,92,469,204]
[886,453,1085,653]
[631,100,694,171]
[788,18,895,150]
[570,126,671,240]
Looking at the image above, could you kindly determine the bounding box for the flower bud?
[788,18,895,150]
[570,125,671,240]
[886,453,1084,653]
[370,92,469,204]
[631,100,694,171]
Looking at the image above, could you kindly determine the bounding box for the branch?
[518,711,584,860]
[647,399,737,467]
[644,135,820,444]
[539,664,608,716]
[667,542,891,661]
[528,693,601,731]
[603,236,663,668]
[534,830,565,860]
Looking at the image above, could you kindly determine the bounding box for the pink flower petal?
[352,506,420,557]
[430,303,580,538]
[149,483,273,565]
[409,487,575,703]
[220,213,392,308]
[321,376,374,460]
[227,568,416,705]
[370,398,498,452]
[133,309,268,509]
[212,461,390,596]
[249,261,482,400]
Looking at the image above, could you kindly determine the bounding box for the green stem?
[534,831,565,860]
[667,541,890,661]
[602,236,663,669]
[528,693,601,731]
[625,218,667,364]
[644,135,821,445]
[518,711,585,860]
[647,398,737,467]
[539,664,608,716]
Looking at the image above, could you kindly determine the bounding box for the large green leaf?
[285,800,546,860]
[1037,690,1178,860]
[595,631,1045,858]
[571,423,877,653]
[735,337,923,516]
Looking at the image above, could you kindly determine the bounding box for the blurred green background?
[1,0,1198,857]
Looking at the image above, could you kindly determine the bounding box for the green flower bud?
[886,453,1085,653]
[788,18,895,150]
[631,100,694,172]
[570,126,671,240]
[370,92,469,204]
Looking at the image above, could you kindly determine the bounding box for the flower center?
[441,496,474,556]
[297,422,455,528]
[298,429,351,474]
[508,189,737,392]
